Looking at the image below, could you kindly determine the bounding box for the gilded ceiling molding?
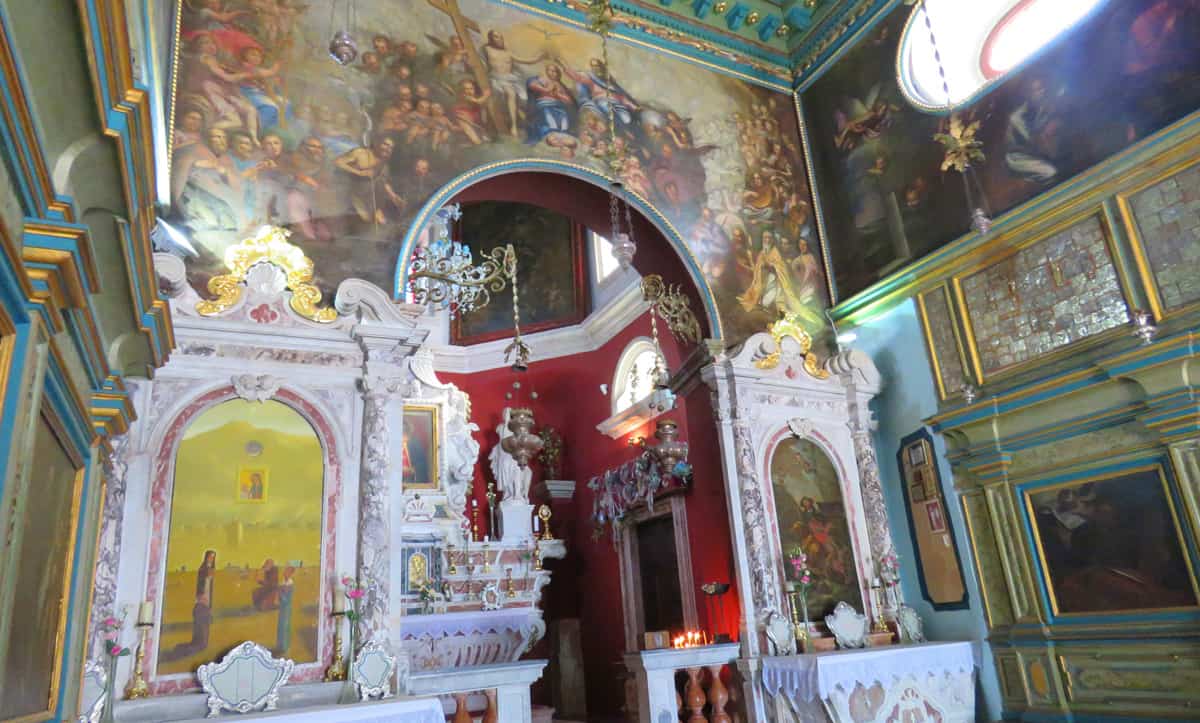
[790,0,890,85]
[195,226,337,323]
[753,315,829,379]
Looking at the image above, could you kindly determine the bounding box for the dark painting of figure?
[1028,469,1197,614]
[770,438,863,619]
[402,406,438,491]
[804,0,1200,300]
[450,201,588,344]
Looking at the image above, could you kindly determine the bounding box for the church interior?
[0,0,1198,721]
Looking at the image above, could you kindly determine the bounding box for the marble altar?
[760,642,977,723]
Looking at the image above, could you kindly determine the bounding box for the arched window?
[611,338,662,415]
[898,0,1109,110]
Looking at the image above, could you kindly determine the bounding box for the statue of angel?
[489,407,531,502]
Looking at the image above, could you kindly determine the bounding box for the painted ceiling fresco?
[804,0,1200,300]
[168,0,826,344]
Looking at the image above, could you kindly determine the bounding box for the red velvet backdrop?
[441,173,738,715]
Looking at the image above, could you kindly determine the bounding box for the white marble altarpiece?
[96,241,562,719]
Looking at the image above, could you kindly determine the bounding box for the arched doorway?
[394,161,724,343]
[417,175,739,719]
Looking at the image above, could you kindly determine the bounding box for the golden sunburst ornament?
[934,113,986,173]
[195,225,336,323]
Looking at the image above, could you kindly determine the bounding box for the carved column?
[848,422,897,565]
[356,378,395,640]
[88,432,131,660]
[730,405,782,620]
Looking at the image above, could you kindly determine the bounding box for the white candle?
[484,535,490,543]
[472,499,478,508]
[137,601,154,625]
[333,594,345,614]
[533,517,541,532]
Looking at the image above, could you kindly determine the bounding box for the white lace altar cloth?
[762,642,976,703]
[398,609,533,639]
[177,697,444,723]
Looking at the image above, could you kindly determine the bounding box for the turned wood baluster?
[452,693,472,723]
[483,689,499,723]
[707,664,730,723]
[685,667,707,723]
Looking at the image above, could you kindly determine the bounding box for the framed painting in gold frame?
[1023,464,1199,617]
[0,405,86,723]
[401,405,439,491]
[236,466,269,503]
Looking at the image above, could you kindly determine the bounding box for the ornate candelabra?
[124,622,151,699]
[506,568,516,598]
[471,500,480,542]
[486,480,498,536]
[533,542,543,571]
[538,504,554,541]
[324,609,347,681]
[501,408,544,469]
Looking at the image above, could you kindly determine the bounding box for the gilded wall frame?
[1115,150,1200,323]
[1021,463,1200,620]
[950,206,1133,385]
[400,404,440,492]
[915,284,972,400]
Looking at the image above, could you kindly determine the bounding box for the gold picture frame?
[401,405,439,491]
[1023,464,1200,617]
[236,467,269,503]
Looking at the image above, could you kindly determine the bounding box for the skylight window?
[899,0,1108,110]
[591,230,620,285]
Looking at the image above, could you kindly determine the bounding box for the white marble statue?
[490,407,531,503]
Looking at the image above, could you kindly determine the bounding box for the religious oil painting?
[158,399,324,675]
[237,466,269,502]
[769,438,862,619]
[451,201,588,345]
[402,405,439,491]
[804,0,1200,299]
[166,0,826,345]
[0,411,82,721]
[1026,467,1198,615]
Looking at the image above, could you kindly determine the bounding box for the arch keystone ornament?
[195,226,336,322]
[753,315,829,379]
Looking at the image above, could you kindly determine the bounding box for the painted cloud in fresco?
[168,0,825,343]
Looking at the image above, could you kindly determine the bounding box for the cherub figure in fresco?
[428,103,456,151]
[621,155,651,198]
[237,45,288,139]
[664,111,695,150]
[428,34,470,78]
[359,51,383,75]
[451,79,492,145]
[248,0,299,48]
[405,99,435,147]
[833,84,897,152]
[334,136,406,225]
[378,100,413,139]
[181,33,259,137]
[741,171,777,225]
[483,30,548,138]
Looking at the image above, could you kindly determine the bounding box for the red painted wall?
[443,310,738,715]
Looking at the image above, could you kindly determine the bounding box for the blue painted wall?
[853,299,1002,721]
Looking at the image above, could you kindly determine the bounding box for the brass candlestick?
[486,480,498,537]
[482,542,491,573]
[471,503,480,543]
[871,585,890,634]
[324,611,347,681]
[537,504,554,541]
[533,543,543,571]
[506,568,516,598]
[447,544,458,576]
[125,623,151,699]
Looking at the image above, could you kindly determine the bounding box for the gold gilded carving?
[195,225,336,322]
[754,315,829,378]
[641,274,701,345]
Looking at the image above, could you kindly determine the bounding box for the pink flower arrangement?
[341,575,367,622]
[788,547,812,590]
[98,614,130,658]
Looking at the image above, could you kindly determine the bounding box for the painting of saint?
[0,412,82,721]
[159,400,323,675]
[769,438,862,619]
[450,202,588,344]
[238,467,268,501]
[164,0,827,347]
[402,405,439,491]
[1027,468,1198,615]
[803,0,1200,300]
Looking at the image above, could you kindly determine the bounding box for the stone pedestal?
[499,499,534,543]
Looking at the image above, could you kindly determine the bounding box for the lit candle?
[333,593,345,614]
[472,499,478,508]
[137,601,154,626]
[533,516,541,533]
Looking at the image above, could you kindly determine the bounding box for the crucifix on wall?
[426,0,507,135]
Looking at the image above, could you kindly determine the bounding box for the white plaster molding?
[335,278,425,326]
[231,373,283,402]
[543,480,576,501]
[429,276,647,374]
[153,252,189,298]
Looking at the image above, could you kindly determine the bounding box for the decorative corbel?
[231,374,283,403]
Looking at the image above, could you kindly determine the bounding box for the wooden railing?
[624,643,742,723]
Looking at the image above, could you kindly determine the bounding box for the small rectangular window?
[591,230,620,284]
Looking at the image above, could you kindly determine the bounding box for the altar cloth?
[398,608,534,639]
[762,641,976,703]
[178,697,444,723]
